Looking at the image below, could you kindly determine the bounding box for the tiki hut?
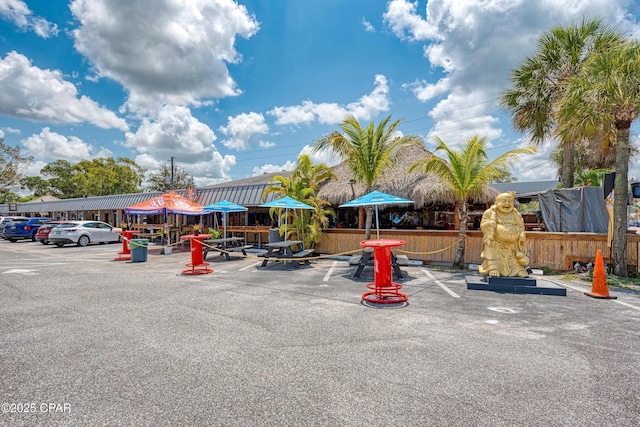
[318,144,499,209]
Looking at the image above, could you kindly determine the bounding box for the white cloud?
[403,77,450,102]
[251,161,296,176]
[268,74,390,126]
[383,0,438,41]
[362,18,375,32]
[250,144,340,181]
[21,127,97,162]
[219,112,269,150]
[0,0,58,38]
[124,105,236,183]
[21,160,48,178]
[124,105,216,162]
[298,144,341,167]
[259,140,276,149]
[0,51,128,130]
[1,127,21,135]
[69,0,259,113]
[508,141,558,182]
[426,88,503,146]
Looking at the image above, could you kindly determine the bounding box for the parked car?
[48,221,123,247]
[0,216,29,239]
[35,220,70,245]
[2,217,54,242]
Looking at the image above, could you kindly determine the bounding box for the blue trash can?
[128,239,149,262]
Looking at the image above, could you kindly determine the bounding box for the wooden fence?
[315,229,640,272]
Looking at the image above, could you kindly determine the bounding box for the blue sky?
[1,0,640,189]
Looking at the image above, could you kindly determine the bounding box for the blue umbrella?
[203,200,248,238]
[259,196,313,242]
[339,190,413,239]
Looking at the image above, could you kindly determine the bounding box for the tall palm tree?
[500,17,623,188]
[262,154,335,247]
[556,39,640,276]
[313,114,423,240]
[409,135,536,269]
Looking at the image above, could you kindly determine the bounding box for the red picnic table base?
[359,239,408,304]
[181,234,213,275]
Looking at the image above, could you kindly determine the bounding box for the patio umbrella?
[339,190,414,239]
[124,191,207,216]
[124,190,208,245]
[202,200,248,238]
[259,196,313,242]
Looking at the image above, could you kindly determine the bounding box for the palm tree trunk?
[453,200,467,269]
[364,206,373,240]
[612,125,630,277]
[561,140,575,188]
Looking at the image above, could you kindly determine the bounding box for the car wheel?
[40,240,49,245]
[31,232,37,242]
[77,235,90,247]
[9,238,16,242]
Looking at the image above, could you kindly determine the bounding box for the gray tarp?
[538,186,609,233]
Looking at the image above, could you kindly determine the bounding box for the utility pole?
[170,156,175,190]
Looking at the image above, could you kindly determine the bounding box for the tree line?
[0,139,193,203]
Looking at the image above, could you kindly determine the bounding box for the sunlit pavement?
[1,241,639,426]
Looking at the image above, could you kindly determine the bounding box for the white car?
[48,221,123,247]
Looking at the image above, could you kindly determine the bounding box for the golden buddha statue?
[478,191,530,278]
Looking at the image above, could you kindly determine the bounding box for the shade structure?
[203,200,248,238]
[339,190,414,239]
[124,191,207,216]
[259,196,313,242]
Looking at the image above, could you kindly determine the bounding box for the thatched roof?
[318,144,499,208]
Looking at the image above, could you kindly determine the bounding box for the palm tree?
[409,135,536,269]
[262,154,335,248]
[500,17,623,188]
[573,168,613,187]
[313,114,423,240]
[556,39,640,276]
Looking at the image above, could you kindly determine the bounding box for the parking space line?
[613,300,640,311]
[547,279,640,311]
[422,269,460,298]
[239,261,263,271]
[552,280,588,294]
[323,260,338,281]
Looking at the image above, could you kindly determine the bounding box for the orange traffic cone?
[584,250,617,299]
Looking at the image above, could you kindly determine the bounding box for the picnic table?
[261,240,314,268]
[202,237,252,261]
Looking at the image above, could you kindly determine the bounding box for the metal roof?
[0,183,279,215]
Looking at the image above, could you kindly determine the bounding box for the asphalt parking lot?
[1,240,639,427]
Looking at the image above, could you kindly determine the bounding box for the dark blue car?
[2,217,53,242]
